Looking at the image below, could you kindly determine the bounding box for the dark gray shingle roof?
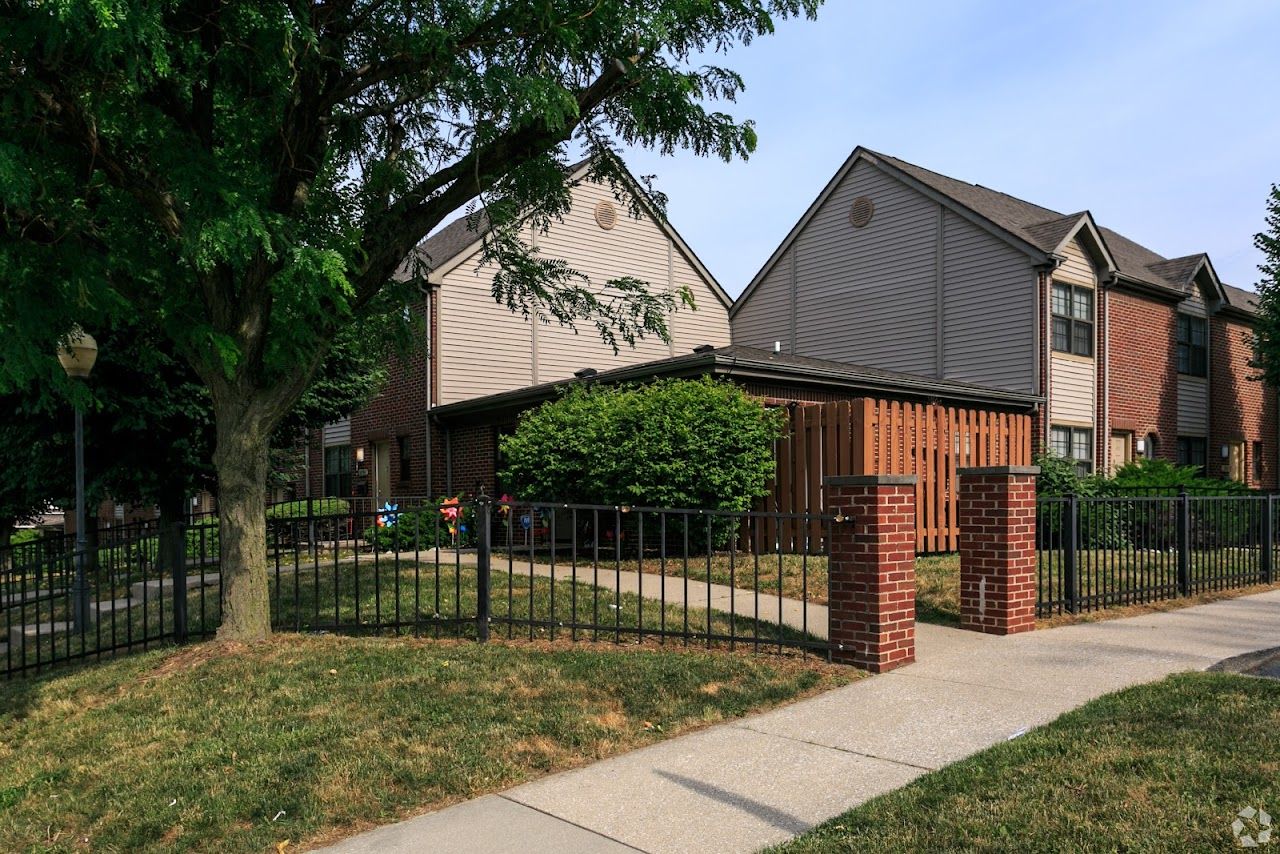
[869,150,1256,312]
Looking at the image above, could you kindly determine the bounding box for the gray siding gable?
[731,156,1038,394]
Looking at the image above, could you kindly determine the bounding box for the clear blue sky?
[619,0,1280,297]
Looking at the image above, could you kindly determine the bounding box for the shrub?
[266,498,351,519]
[499,378,785,549]
[362,499,475,552]
[1103,458,1251,496]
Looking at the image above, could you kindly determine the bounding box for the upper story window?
[1051,282,1094,357]
[1176,314,1207,376]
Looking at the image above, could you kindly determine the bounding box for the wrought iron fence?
[3,499,836,678]
[1037,492,1276,616]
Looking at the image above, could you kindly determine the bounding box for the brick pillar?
[824,475,917,672]
[958,466,1040,635]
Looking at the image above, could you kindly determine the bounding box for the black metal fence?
[1037,492,1276,616]
[2,499,835,678]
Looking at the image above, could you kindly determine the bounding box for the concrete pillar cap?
[956,466,1040,476]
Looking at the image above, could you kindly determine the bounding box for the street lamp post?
[57,328,98,631]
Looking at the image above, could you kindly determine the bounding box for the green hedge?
[266,498,351,519]
[362,501,475,551]
[499,378,784,549]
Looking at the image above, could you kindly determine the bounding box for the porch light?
[1221,444,1231,460]
[355,447,365,464]
[56,327,98,379]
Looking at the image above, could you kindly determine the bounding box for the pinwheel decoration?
[376,502,399,528]
[440,496,462,539]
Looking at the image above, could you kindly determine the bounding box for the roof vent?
[849,196,875,228]
[574,367,598,379]
[594,200,618,231]
[692,344,716,354]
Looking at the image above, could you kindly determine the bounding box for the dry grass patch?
[0,634,851,853]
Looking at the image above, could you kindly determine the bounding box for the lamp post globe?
[57,327,98,380]
[58,327,96,631]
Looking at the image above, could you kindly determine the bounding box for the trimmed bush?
[499,378,784,549]
[266,498,351,519]
[362,500,475,552]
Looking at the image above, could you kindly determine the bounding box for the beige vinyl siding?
[670,245,733,353]
[792,160,938,376]
[1055,237,1097,286]
[437,179,729,404]
[1049,355,1094,424]
[940,209,1037,391]
[437,256,536,403]
[1178,376,1209,434]
[731,247,793,351]
[322,418,351,447]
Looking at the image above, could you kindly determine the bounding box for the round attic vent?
[849,196,875,228]
[594,200,618,230]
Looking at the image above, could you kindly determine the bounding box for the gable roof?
[735,146,1249,316]
[403,156,733,310]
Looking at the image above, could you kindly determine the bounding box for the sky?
[616,0,1280,297]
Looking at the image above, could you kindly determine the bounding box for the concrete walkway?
[313,586,1280,854]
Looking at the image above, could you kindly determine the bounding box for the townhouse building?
[732,147,1275,486]
[300,157,735,504]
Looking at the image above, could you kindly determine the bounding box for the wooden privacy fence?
[752,399,1032,553]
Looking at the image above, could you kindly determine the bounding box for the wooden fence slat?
[806,405,822,550]
[752,399,1031,556]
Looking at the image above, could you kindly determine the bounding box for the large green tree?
[1253,185,1280,384]
[0,1,820,641]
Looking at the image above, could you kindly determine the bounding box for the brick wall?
[1106,289,1180,465]
[957,466,1038,635]
[1210,315,1278,488]
[824,475,916,672]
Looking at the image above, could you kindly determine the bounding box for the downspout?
[1103,277,1112,474]
[419,282,435,497]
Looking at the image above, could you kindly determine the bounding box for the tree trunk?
[212,404,273,642]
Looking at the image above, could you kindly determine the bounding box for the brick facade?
[824,475,916,672]
[1210,315,1278,488]
[957,466,1038,635]
[1105,289,1180,465]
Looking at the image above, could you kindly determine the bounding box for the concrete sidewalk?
[314,589,1280,854]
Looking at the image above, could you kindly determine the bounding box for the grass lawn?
[523,548,1275,629]
[770,672,1280,852]
[3,558,823,677]
[0,635,851,853]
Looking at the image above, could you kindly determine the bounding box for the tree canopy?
[0,1,822,640]
[1252,185,1280,385]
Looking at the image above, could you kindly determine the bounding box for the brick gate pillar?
[824,475,917,672]
[957,466,1040,635]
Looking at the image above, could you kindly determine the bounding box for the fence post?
[475,496,491,642]
[1177,489,1191,597]
[1263,494,1275,585]
[171,520,188,644]
[957,466,1040,634]
[822,474,917,672]
[1064,491,1079,615]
